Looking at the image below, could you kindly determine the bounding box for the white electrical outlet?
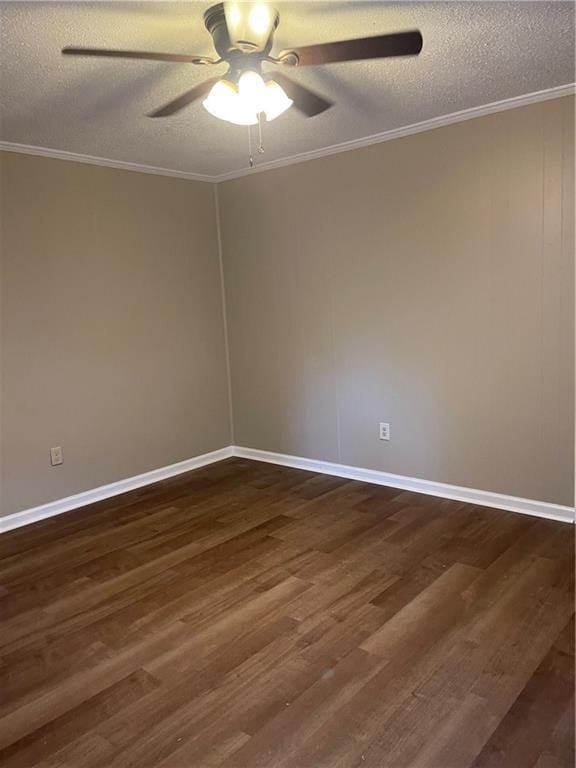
[379,422,391,441]
[50,446,63,466]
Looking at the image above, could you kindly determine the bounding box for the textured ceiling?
[1,1,574,178]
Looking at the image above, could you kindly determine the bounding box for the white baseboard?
[233,447,575,525]
[2,444,573,533]
[0,447,234,533]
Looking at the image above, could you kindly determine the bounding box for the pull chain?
[247,114,265,169]
[257,112,265,154]
[248,124,254,168]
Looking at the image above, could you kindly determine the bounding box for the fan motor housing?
[204,3,279,58]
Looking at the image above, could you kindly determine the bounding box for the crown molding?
[217,83,576,182]
[0,142,215,184]
[1,83,573,184]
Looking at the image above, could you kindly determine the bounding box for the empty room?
[0,1,574,766]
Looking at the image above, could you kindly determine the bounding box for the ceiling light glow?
[248,5,272,36]
[226,3,242,28]
[224,2,276,50]
[203,79,257,125]
[238,70,267,113]
[203,72,293,125]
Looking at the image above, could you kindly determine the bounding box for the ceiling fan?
[62,2,423,126]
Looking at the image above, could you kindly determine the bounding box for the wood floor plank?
[469,616,575,767]
[0,458,573,768]
[0,671,159,768]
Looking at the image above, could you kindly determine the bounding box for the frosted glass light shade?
[202,73,293,125]
[263,79,293,121]
[202,79,258,126]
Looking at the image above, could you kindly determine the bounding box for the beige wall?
[219,97,575,507]
[0,153,231,516]
[1,97,573,516]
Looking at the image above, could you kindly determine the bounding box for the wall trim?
[233,447,575,524]
[0,447,234,533]
[1,84,573,184]
[2,444,573,533]
[0,141,215,184]
[218,84,575,181]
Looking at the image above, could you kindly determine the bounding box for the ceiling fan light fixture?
[63,3,422,123]
[202,72,292,125]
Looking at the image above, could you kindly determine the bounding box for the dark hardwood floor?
[0,458,574,768]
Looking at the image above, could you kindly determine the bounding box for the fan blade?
[283,30,423,67]
[272,73,333,117]
[149,77,221,117]
[62,47,213,64]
